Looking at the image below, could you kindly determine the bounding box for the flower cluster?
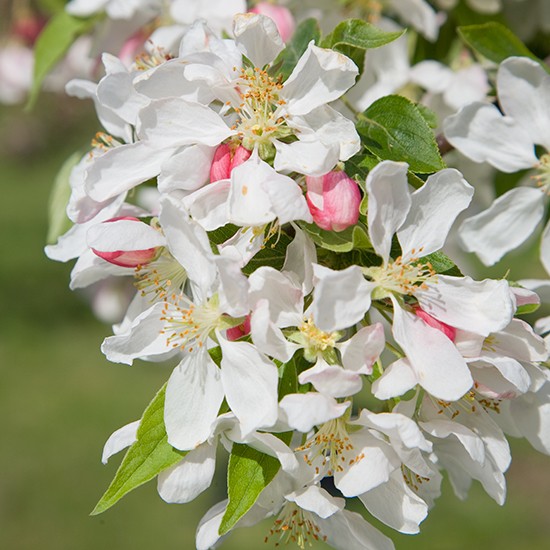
[38,2,550,550]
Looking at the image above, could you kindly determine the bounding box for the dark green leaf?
[242,231,292,275]
[458,22,543,67]
[422,251,462,277]
[357,95,445,173]
[273,18,321,80]
[219,444,281,535]
[27,12,99,109]
[91,385,186,515]
[301,221,371,253]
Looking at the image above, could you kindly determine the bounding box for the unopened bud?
[210,143,252,182]
[306,172,361,232]
[226,315,251,341]
[249,3,296,42]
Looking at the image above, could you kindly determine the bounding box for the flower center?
[266,502,326,549]
[532,154,550,194]
[363,253,436,300]
[134,47,173,71]
[91,132,121,152]
[231,67,292,154]
[297,417,362,476]
[134,249,187,302]
[296,317,339,362]
[160,294,222,353]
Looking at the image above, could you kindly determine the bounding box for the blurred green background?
[1,93,550,550]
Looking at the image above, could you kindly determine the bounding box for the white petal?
[220,339,279,435]
[157,442,217,503]
[245,432,299,474]
[282,42,359,116]
[391,300,473,401]
[389,0,439,41]
[299,359,363,398]
[359,470,428,534]
[282,224,317,295]
[87,219,165,252]
[279,393,349,433]
[416,275,514,336]
[182,180,231,231]
[498,56,550,151]
[101,420,139,464]
[444,102,538,171]
[398,169,473,259]
[287,486,344,519]
[457,187,545,265]
[372,358,418,400]
[366,161,411,263]
[233,13,284,68]
[195,500,228,550]
[338,323,385,374]
[273,139,340,177]
[312,264,373,332]
[165,352,224,450]
[158,145,215,193]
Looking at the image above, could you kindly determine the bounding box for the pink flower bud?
[12,16,47,45]
[305,172,361,232]
[210,144,252,182]
[250,3,296,42]
[91,217,159,268]
[226,315,251,341]
[415,307,456,341]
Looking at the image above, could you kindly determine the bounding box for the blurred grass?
[1,100,549,550]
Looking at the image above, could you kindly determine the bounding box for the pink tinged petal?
[220,339,279,435]
[226,315,251,341]
[282,42,359,116]
[372,358,418,400]
[250,300,299,362]
[182,180,231,231]
[416,275,514,336]
[457,186,545,266]
[159,196,217,294]
[233,13,284,68]
[306,172,361,232]
[298,359,363,398]
[87,218,165,267]
[498,57,550,151]
[210,143,232,182]
[279,393,349,433]
[335,433,399,497]
[359,471,428,534]
[273,139,340,177]
[157,442,217,503]
[366,161,411,263]
[391,301,473,401]
[250,3,295,42]
[397,169,474,259]
[137,97,234,147]
[101,302,169,364]
[101,420,139,464]
[443,102,538,171]
[159,145,215,193]
[312,264,373,332]
[165,352,224,451]
[320,509,396,550]
[338,323,385,374]
[415,307,456,341]
[287,486,344,519]
[85,142,175,202]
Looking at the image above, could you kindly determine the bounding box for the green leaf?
[27,12,99,109]
[422,251,463,277]
[458,22,542,67]
[46,151,81,244]
[357,95,445,174]
[516,302,540,315]
[273,18,321,80]
[219,444,281,535]
[301,221,371,253]
[242,231,292,275]
[415,103,438,129]
[321,19,404,72]
[91,385,186,515]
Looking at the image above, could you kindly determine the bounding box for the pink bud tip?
[415,307,456,341]
[210,144,252,182]
[226,315,251,341]
[306,171,361,232]
[250,3,296,42]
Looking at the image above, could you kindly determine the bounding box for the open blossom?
[445,56,550,268]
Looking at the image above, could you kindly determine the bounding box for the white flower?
[444,56,550,268]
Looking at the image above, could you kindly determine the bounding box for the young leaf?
[301,221,371,253]
[27,11,99,109]
[219,444,281,535]
[91,384,186,515]
[421,251,463,277]
[321,19,405,72]
[356,95,445,174]
[458,22,543,67]
[273,18,321,80]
